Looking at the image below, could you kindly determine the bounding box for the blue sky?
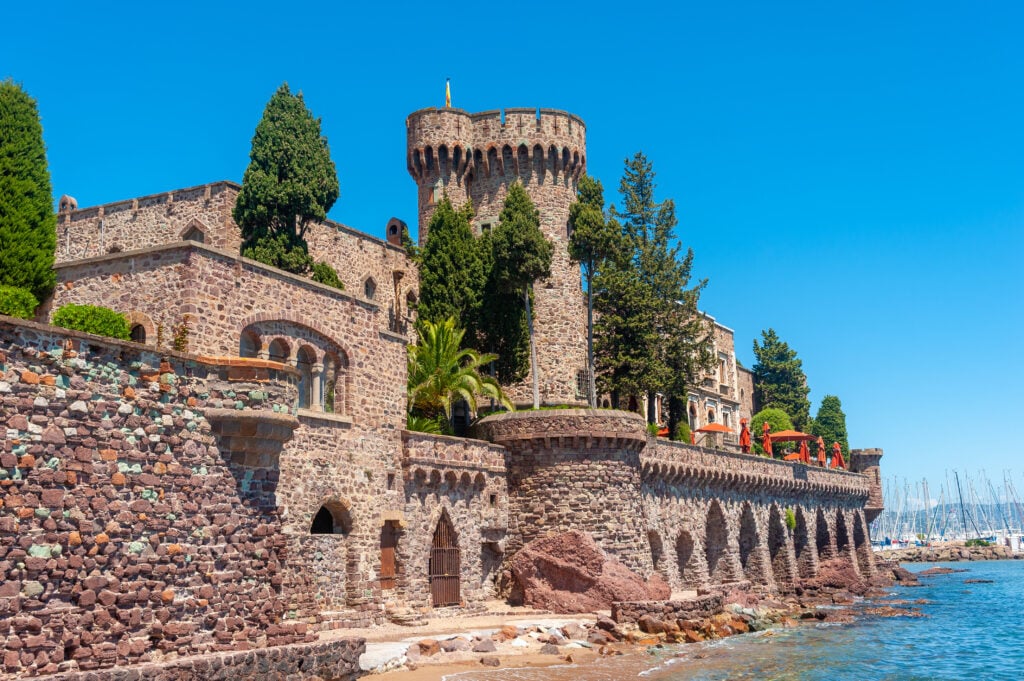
[3,1,1022,494]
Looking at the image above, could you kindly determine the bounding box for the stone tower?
[406,107,589,406]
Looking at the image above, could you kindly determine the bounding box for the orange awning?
[694,423,732,434]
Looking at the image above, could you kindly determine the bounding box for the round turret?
[406,106,589,407]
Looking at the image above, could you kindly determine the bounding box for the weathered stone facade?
[0,101,885,678]
[407,108,589,407]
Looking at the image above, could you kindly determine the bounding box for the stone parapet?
[644,440,872,502]
[402,431,507,474]
[611,595,724,624]
[473,408,648,452]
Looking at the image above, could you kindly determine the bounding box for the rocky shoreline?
[877,544,1023,563]
[366,559,923,677]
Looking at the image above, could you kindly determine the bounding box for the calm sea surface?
[444,560,1024,681]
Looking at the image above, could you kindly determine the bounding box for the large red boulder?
[507,530,670,613]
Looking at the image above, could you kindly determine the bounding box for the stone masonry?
[407,108,589,407]
[0,100,885,678]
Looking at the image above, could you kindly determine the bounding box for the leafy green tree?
[417,196,484,335]
[0,80,56,304]
[311,261,344,290]
[597,153,713,424]
[400,223,420,262]
[750,407,794,457]
[812,394,849,458]
[52,304,130,340]
[233,83,339,274]
[407,317,512,433]
[752,328,811,430]
[568,175,620,407]
[490,182,553,409]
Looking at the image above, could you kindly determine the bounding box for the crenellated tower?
[407,107,589,406]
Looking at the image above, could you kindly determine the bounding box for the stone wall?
[50,243,407,430]
[398,432,510,609]
[54,182,416,333]
[611,595,723,624]
[406,107,589,407]
[0,318,309,677]
[31,637,365,681]
[474,409,653,576]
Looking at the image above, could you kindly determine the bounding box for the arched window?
[296,346,315,409]
[707,408,716,423]
[239,330,259,358]
[364,277,377,300]
[130,324,146,344]
[310,501,352,535]
[268,338,289,364]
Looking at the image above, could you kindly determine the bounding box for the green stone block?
[226,391,236,398]
[21,581,44,598]
[57,375,70,388]
[28,544,52,558]
[165,513,177,521]
[248,391,266,401]
[45,458,60,470]
[128,541,146,554]
[235,401,245,410]
[117,462,130,473]
[49,544,62,557]
[186,421,197,432]
[0,469,8,480]
[141,489,158,501]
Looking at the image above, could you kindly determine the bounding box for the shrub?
[312,261,344,290]
[965,538,991,547]
[0,285,38,319]
[750,407,794,457]
[672,421,692,443]
[52,304,131,340]
[407,414,443,435]
[785,508,797,531]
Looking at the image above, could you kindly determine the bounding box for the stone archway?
[648,530,665,578]
[768,505,795,586]
[676,529,701,589]
[705,501,734,584]
[794,507,815,578]
[835,509,854,569]
[738,503,768,584]
[852,512,874,575]
[816,507,833,561]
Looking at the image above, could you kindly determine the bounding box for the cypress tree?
[812,394,849,458]
[477,229,530,384]
[752,328,812,430]
[417,196,484,333]
[0,80,56,305]
[490,182,553,409]
[233,83,338,274]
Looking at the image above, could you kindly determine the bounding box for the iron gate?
[429,515,460,606]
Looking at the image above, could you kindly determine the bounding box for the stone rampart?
[30,636,365,681]
[0,318,309,677]
[473,409,653,576]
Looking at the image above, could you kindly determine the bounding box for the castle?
[0,104,884,678]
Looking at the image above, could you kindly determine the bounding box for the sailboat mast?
[955,471,971,540]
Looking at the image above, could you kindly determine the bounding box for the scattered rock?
[418,639,441,656]
[480,656,501,667]
[440,637,471,652]
[964,579,994,584]
[472,639,496,653]
[540,643,561,655]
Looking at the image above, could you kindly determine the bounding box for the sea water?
[444,560,1024,681]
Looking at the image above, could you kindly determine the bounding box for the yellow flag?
[445,79,451,108]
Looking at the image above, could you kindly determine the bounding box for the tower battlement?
[407,105,589,406]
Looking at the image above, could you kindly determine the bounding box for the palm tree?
[407,317,513,432]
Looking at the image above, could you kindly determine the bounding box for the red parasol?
[761,422,773,457]
[831,442,846,470]
[816,436,827,467]
[694,423,732,433]
[799,439,810,464]
[739,418,751,454]
[768,430,816,442]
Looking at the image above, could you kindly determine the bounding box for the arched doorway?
[648,530,664,576]
[429,512,460,607]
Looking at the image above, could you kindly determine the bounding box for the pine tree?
[812,394,849,458]
[752,328,812,430]
[233,83,338,274]
[568,175,620,407]
[0,80,56,305]
[417,196,484,333]
[597,153,712,423]
[490,182,553,409]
